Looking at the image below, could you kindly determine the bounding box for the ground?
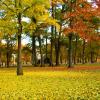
[0,63,100,100]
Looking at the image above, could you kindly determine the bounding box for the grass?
[0,67,100,100]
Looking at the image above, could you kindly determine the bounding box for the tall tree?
[0,0,56,75]
[63,0,99,67]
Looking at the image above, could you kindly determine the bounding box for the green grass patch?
[0,68,100,100]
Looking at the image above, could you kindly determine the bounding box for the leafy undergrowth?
[0,68,100,100]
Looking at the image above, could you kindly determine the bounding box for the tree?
[50,0,63,66]
[0,0,57,75]
[62,0,99,67]
[25,0,59,67]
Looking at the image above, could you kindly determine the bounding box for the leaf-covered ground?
[0,67,100,100]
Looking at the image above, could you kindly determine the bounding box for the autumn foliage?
[63,0,100,41]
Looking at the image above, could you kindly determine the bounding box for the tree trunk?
[53,6,59,66]
[7,53,10,68]
[54,26,59,66]
[45,35,48,64]
[50,1,54,66]
[90,51,94,63]
[74,36,78,64]
[68,33,73,68]
[6,40,10,68]
[17,34,23,75]
[44,35,51,65]
[32,34,37,66]
[82,39,85,64]
[55,39,60,66]
[90,42,95,63]
[50,31,53,66]
[0,40,1,67]
[38,36,43,67]
[55,30,61,66]
[55,41,58,66]
[17,12,23,75]
[67,1,75,68]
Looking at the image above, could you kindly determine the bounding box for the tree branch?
[23,3,34,13]
[2,2,14,12]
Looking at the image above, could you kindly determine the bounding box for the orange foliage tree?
[62,0,100,67]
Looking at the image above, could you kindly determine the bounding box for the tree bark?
[46,35,47,60]
[90,51,94,63]
[68,33,73,68]
[32,34,37,66]
[17,12,23,75]
[50,3,54,66]
[67,1,75,68]
[38,36,43,67]
[6,41,10,68]
[82,39,86,64]
[74,36,78,64]
[55,39,60,66]
[17,34,23,75]
[0,40,1,67]
[55,30,61,66]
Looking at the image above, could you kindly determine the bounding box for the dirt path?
[68,66,100,71]
[24,65,100,72]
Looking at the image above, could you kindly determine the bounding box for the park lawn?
[0,67,100,100]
